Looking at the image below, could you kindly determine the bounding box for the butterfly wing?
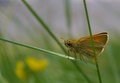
[75,32,109,59]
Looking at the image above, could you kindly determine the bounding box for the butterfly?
[61,32,109,61]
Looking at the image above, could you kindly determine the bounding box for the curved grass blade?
[0,37,96,69]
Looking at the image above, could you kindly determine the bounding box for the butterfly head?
[60,37,74,48]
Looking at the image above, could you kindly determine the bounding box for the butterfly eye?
[67,41,72,46]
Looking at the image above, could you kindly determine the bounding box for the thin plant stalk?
[64,0,72,37]
[83,0,102,83]
[0,37,96,69]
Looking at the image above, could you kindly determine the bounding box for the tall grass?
[0,0,119,83]
[83,0,102,83]
[22,0,92,83]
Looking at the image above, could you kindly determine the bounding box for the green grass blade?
[65,0,71,29]
[64,0,72,37]
[83,0,102,83]
[0,37,96,70]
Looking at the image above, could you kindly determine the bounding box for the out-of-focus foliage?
[0,0,120,83]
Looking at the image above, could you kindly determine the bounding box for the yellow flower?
[15,57,48,80]
[15,61,27,80]
[26,57,48,72]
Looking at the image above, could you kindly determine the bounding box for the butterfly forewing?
[75,32,108,59]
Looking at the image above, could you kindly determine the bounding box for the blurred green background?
[0,0,120,83]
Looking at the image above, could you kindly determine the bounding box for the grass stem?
[83,0,102,83]
[64,0,72,37]
[0,37,96,69]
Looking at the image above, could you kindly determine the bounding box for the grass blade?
[64,0,73,38]
[83,0,102,83]
[0,37,96,69]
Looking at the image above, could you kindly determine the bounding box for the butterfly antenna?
[58,37,66,44]
[60,37,66,41]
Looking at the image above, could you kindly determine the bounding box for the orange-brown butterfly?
[61,32,109,61]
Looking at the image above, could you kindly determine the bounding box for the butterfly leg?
[81,54,87,63]
[78,53,82,60]
[79,52,87,63]
[71,48,77,60]
[67,49,70,59]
